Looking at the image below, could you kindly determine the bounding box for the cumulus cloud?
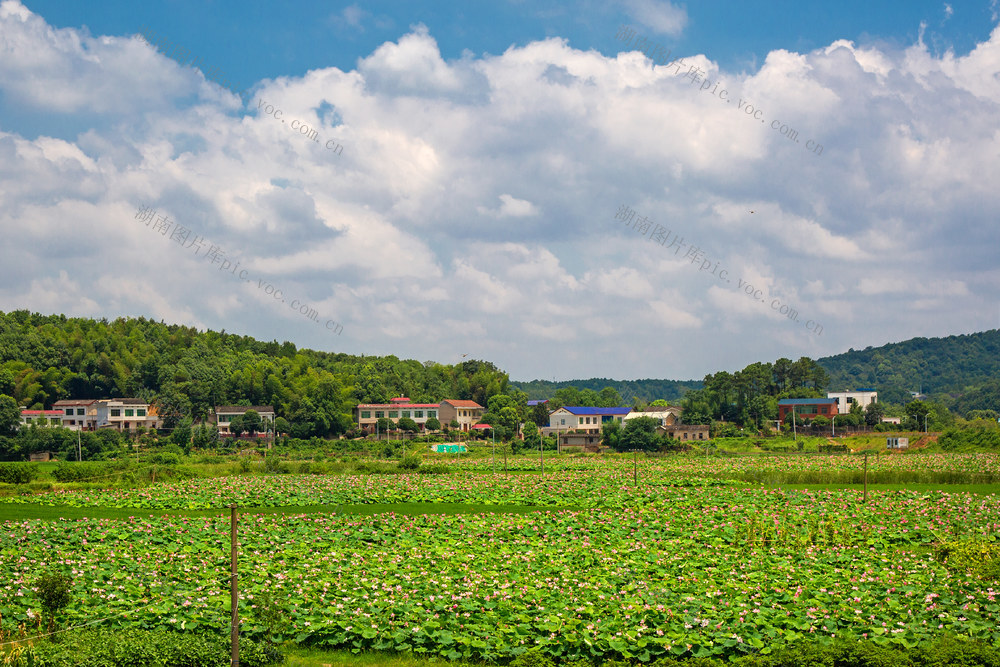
[0,0,998,380]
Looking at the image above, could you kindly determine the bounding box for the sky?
[0,0,998,383]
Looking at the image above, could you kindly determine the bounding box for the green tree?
[171,418,193,447]
[864,401,885,427]
[521,421,540,453]
[273,416,291,435]
[242,409,263,436]
[34,570,73,633]
[904,400,931,431]
[228,415,245,437]
[0,394,20,438]
[529,402,550,428]
[397,416,419,433]
[424,416,441,431]
[619,416,660,452]
[601,420,621,451]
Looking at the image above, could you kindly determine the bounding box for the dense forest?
[511,378,702,404]
[0,311,511,438]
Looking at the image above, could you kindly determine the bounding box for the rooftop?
[559,406,632,415]
[778,398,838,405]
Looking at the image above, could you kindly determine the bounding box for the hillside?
[516,329,1000,412]
[511,378,701,404]
[816,330,1000,404]
[0,310,510,437]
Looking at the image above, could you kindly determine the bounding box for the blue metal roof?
[778,398,837,405]
[526,399,549,406]
[561,406,631,415]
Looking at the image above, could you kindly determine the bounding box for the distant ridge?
[514,329,1000,406]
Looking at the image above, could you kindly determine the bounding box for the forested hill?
[511,378,702,403]
[816,330,1000,404]
[0,311,510,437]
[514,329,1000,411]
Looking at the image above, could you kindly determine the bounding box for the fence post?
[231,505,239,667]
[863,452,868,504]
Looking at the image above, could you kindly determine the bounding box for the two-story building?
[52,399,104,431]
[104,399,160,431]
[437,400,484,432]
[355,397,443,432]
[212,405,276,435]
[778,398,838,422]
[547,406,631,432]
[827,389,878,414]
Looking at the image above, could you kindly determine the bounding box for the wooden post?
[230,506,239,667]
[863,452,868,504]
[633,449,638,486]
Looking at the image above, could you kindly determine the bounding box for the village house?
[437,399,485,432]
[355,397,443,432]
[547,406,630,433]
[212,405,276,435]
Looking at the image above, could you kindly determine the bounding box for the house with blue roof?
[548,406,631,432]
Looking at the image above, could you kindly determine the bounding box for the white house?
[827,389,878,414]
[548,406,631,432]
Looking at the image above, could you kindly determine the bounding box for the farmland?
[2,453,1000,665]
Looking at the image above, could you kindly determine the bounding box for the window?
[137,409,146,417]
[77,408,85,415]
[51,418,60,426]
[414,411,423,418]
[65,408,73,415]
[111,409,121,417]
[427,410,436,418]
[560,419,565,425]
[375,411,384,419]
[125,409,134,417]
[389,411,398,418]
[402,411,411,418]
[361,411,371,419]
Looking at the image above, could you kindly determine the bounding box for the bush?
[51,460,131,483]
[398,454,421,470]
[15,628,283,666]
[34,570,73,632]
[150,452,180,465]
[0,461,38,484]
[936,539,1000,580]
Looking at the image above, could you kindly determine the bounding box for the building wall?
[437,402,483,432]
[827,391,878,415]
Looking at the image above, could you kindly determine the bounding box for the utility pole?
[230,506,239,667]
[77,430,82,462]
[863,452,868,504]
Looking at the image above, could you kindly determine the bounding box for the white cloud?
[0,0,999,380]
[620,0,688,37]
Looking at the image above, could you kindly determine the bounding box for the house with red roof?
[355,397,443,432]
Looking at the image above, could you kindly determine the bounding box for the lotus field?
[2,456,999,662]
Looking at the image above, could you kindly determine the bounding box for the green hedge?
[509,634,1000,666]
[0,461,38,484]
[8,628,282,666]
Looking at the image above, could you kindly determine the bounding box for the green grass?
[282,646,481,666]
[0,501,577,522]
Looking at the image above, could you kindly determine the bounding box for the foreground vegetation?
[2,452,999,666]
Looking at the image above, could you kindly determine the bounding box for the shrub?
[15,628,283,666]
[0,461,38,484]
[150,452,180,465]
[936,539,1000,580]
[34,570,73,632]
[398,454,421,470]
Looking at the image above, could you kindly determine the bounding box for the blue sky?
[1,0,999,383]
[20,0,996,99]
